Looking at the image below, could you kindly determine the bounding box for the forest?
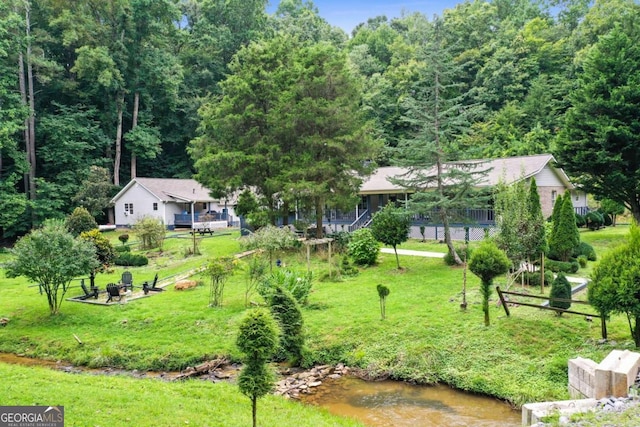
[1,0,639,238]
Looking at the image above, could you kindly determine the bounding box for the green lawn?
[0,225,636,425]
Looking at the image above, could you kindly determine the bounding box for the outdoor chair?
[80,280,99,300]
[142,274,163,294]
[120,271,134,291]
[106,283,122,303]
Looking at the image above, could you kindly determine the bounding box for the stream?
[300,376,521,427]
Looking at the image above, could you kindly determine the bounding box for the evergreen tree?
[550,273,572,315]
[236,309,279,427]
[523,178,548,262]
[557,11,640,223]
[469,239,510,326]
[589,224,640,346]
[549,194,580,261]
[268,285,305,366]
[391,17,488,265]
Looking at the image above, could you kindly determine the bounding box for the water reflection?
[301,376,521,427]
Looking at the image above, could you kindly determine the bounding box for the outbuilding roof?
[111,178,218,203]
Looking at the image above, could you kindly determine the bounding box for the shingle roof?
[113,178,217,203]
[360,154,572,194]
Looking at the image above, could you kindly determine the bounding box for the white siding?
[533,165,564,187]
[114,183,162,227]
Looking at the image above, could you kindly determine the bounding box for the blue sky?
[268,0,462,33]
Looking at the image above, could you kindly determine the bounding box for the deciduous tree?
[370,204,411,269]
[5,219,98,315]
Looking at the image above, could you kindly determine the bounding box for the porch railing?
[348,209,370,232]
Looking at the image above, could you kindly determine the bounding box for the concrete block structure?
[569,350,640,399]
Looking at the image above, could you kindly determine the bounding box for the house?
[321,154,588,239]
[111,178,238,229]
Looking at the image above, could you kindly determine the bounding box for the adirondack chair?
[106,283,122,303]
[142,274,163,294]
[120,271,133,291]
[80,280,99,300]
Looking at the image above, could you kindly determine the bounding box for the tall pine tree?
[391,17,488,265]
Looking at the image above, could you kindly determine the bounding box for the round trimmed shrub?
[575,213,585,228]
[348,228,380,266]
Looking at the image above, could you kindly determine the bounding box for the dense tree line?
[2,0,639,239]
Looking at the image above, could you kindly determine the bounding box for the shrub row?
[114,253,149,266]
[545,258,579,274]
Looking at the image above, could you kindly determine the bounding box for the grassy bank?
[0,226,633,412]
[0,363,362,427]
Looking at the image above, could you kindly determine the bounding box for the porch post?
[191,202,195,226]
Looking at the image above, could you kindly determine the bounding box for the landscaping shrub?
[65,207,98,236]
[523,270,554,287]
[585,211,604,230]
[602,212,613,226]
[118,233,130,245]
[347,228,380,266]
[545,258,579,274]
[327,231,351,253]
[573,241,596,261]
[115,245,131,254]
[258,269,313,306]
[443,244,472,266]
[577,255,587,268]
[550,273,572,314]
[134,216,166,250]
[574,241,597,261]
[339,256,359,277]
[114,252,149,266]
[575,213,585,228]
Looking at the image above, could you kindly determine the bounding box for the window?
[551,191,557,205]
[153,202,158,211]
[125,203,134,215]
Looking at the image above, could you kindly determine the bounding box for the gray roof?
[112,178,218,203]
[360,154,573,194]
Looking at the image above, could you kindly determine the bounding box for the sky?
[268,0,462,34]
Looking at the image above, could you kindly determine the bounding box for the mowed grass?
[0,363,363,427]
[0,225,635,416]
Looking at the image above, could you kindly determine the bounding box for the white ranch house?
[110,154,587,239]
[111,178,238,229]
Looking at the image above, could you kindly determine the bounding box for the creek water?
[300,376,521,427]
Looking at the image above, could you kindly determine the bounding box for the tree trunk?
[393,245,400,269]
[19,51,29,194]
[26,11,37,204]
[252,396,257,427]
[631,200,640,226]
[114,91,125,186]
[130,91,139,180]
[634,316,640,348]
[315,198,323,239]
